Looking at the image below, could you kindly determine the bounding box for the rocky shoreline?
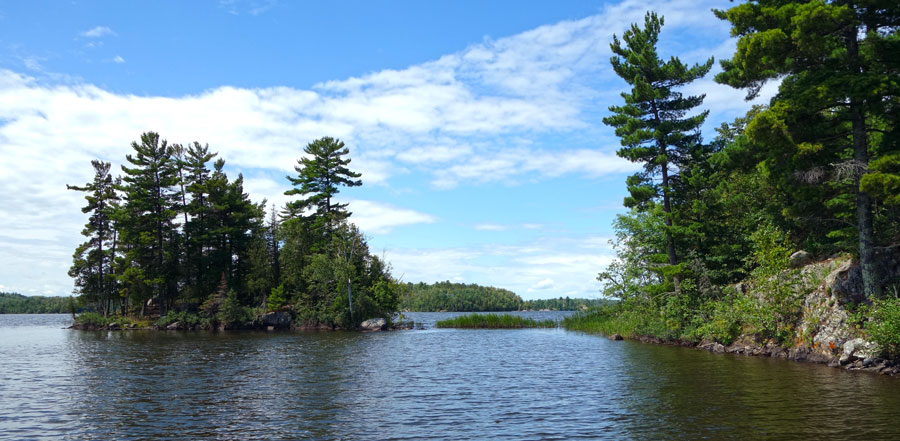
[620,333,900,377]
[70,312,419,332]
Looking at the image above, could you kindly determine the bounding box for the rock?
[609,334,624,341]
[260,311,292,329]
[790,250,813,268]
[166,321,181,330]
[107,322,120,330]
[360,318,387,331]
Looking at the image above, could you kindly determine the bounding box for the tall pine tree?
[68,160,119,316]
[284,137,362,232]
[602,12,713,291]
[118,132,181,316]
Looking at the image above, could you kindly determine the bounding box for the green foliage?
[522,297,609,311]
[435,313,557,329]
[156,310,201,328]
[74,312,113,327]
[68,132,400,330]
[267,284,288,311]
[218,289,250,325]
[863,297,900,357]
[284,136,362,228]
[0,293,74,314]
[603,11,714,285]
[399,281,523,312]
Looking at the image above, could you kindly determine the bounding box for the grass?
[562,305,649,337]
[435,313,557,329]
[74,312,151,328]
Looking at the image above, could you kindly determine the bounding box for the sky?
[0,0,775,299]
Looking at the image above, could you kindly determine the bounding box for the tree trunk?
[848,29,881,297]
[660,160,680,293]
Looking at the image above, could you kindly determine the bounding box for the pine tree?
[68,160,119,316]
[715,0,900,296]
[118,132,181,316]
[602,12,714,290]
[284,137,362,230]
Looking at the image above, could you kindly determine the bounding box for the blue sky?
[0,0,774,299]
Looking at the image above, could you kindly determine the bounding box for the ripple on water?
[3,312,900,440]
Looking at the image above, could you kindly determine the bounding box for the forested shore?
[568,3,900,370]
[399,281,607,312]
[0,293,73,314]
[67,135,401,331]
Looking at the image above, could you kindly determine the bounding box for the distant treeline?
[399,281,606,312]
[522,297,609,311]
[0,292,73,314]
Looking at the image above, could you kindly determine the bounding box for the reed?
[435,313,557,329]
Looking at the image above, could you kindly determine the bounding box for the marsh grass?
[435,313,557,329]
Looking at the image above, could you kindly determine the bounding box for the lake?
[2,312,900,440]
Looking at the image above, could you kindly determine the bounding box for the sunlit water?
[3,313,900,440]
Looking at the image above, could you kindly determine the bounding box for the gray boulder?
[166,321,181,330]
[260,311,292,329]
[789,250,813,268]
[361,318,387,331]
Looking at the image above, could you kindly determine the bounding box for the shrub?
[865,298,900,357]
[75,312,114,327]
[156,310,201,328]
[267,284,288,311]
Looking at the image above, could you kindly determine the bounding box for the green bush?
[864,298,900,357]
[75,312,114,327]
[219,289,251,325]
[267,284,288,311]
[156,310,201,328]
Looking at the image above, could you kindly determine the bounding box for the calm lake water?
[3,312,900,440]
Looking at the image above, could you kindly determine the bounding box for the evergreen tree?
[602,12,714,290]
[182,142,218,302]
[118,132,181,315]
[715,0,900,296]
[284,137,362,231]
[67,160,119,316]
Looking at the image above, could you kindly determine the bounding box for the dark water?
[3,313,900,440]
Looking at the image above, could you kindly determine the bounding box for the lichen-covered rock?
[360,318,387,331]
[790,250,813,268]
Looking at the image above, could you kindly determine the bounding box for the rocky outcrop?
[692,251,900,377]
[790,250,813,268]
[259,311,292,329]
[360,318,387,331]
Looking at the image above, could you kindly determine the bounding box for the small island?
[67,135,402,331]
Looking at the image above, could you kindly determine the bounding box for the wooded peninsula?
[567,4,900,369]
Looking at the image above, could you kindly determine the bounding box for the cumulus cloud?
[345,200,436,234]
[112,55,125,64]
[0,0,774,295]
[79,26,116,38]
[383,236,616,299]
[534,278,554,290]
[474,223,508,231]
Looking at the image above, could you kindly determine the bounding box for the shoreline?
[614,333,900,377]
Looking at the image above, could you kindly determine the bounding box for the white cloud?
[0,0,774,295]
[534,278,554,290]
[112,55,125,64]
[474,223,507,231]
[80,26,116,38]
[345,200,436,234]
[384,238,614,300]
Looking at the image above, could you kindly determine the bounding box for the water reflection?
[2,313,900,440]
